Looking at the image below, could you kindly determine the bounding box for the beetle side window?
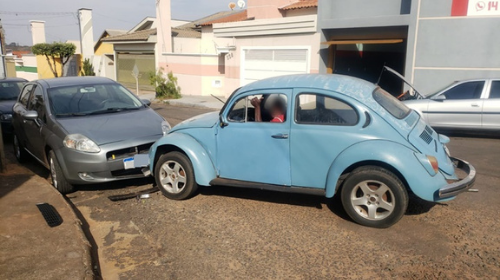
[295,93,358,125]
[442,81,484,100]
[228,96,251,122]
[18,84,34,107]
[228,94,287,123]
[489,81,500,99]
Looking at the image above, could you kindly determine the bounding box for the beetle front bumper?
[438,157,476,199]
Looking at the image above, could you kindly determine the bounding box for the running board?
[209,178,325,196]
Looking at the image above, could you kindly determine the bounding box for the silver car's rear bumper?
[438,157,476,199]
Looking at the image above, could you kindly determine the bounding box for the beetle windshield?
[48,84,144,117]
[373,87,411,119]
[0,81,25,101]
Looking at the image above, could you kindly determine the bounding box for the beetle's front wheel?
[155,152,197,200]
[341,166,408,228]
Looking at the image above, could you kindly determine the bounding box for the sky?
[0,0,235,46]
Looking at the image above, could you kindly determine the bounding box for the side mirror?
[23,110,38,120]
[142,99,151,106]
[219,115,228,128]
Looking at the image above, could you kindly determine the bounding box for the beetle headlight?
[63,134,100,153]
[0,113,12,121]
[161,120,171,135]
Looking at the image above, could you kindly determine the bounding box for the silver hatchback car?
[12,77,170,194]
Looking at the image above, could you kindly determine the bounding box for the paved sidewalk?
[0,161,93,280]
[129,87,225,110]
[163,95,225,110]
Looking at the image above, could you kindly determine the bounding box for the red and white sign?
[452,0,500,16]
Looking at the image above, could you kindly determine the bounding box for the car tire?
[155,152,197,200]
[340,166,408,228]
[13,133,29,163]
[48,150,75,194]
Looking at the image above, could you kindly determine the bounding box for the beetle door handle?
[471,103,480,107]
[272,133,289,139]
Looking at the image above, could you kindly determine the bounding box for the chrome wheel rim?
[159,160,186,194]
[350,180,395,221]
[13,135,20,159]
[50,157,58,189]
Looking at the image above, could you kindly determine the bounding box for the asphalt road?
[6,103,500,279]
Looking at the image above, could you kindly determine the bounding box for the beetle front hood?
[170,111,219,132]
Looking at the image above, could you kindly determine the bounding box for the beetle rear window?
[373,87,411,119]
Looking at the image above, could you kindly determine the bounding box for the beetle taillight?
[426,156,439,174]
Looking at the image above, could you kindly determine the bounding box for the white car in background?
[403,79,500,132]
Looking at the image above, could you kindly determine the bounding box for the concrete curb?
[0,162,95,280]
[44,181,94,279]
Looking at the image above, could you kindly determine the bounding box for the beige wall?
[161,32,321,97]
[173,37,201,53]
[159,54,225,96]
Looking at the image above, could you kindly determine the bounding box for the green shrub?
[81,58,95,76]
[149,68,181,99]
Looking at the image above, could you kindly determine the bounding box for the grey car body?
[12,77,168,193]
[403,79,500,131]
[0,77,28,134]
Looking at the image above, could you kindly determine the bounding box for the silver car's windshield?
[0,81,25,101]
[48,84,144,117]
[426,82,459,98]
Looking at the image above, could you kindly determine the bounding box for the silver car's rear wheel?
[341,166,408,228]
[154,152,197,200]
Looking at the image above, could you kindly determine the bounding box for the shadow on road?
[200,185,326,209]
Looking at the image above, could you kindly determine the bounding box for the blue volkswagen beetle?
[145,74,475,228]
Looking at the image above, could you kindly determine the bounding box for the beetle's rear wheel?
[341,166,408,228]
[155,152,197,200]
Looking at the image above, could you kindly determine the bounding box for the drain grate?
[36,203,63,227]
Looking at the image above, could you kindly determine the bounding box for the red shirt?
[270,114,285,123]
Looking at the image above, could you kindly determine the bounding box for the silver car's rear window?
[373,87,411,120]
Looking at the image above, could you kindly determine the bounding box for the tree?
[32,42,76,77]
[148,68,181,99]
[81,58,95,76]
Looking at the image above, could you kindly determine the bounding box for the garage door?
[116,53,155,90]
[242,48,309,86]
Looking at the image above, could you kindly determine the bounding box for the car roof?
[452,78,500,83]
[0,77,28,82]
[35,76,117,88]
[238,74,377,99]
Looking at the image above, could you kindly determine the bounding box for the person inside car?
[250,96,286,123]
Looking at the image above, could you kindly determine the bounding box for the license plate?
[123,157,134,169]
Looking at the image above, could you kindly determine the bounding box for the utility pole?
[0,19,6,172]
[0,19,7,79]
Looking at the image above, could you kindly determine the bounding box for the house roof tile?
[279,0,318,10]
[199,10,249,26]
[101,28,157,42]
